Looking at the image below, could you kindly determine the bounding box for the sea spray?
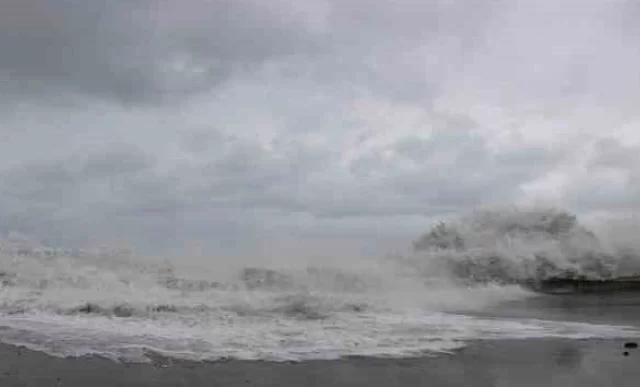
[1,207,640,362]
[410,207,640,284]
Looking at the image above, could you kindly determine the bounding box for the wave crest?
[412,207,640,284]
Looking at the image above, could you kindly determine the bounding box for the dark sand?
[1,338,639,386]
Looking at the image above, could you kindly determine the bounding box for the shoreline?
[1,338,639,386]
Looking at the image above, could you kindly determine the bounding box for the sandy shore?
[0,338,639,386]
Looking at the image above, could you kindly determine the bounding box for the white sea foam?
[1,304,637,363]
[1,208,640,362]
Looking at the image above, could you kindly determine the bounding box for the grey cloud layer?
[0,112,564,249]
[1,0,639,251]
[1,0,323,102]
[3,1,637,104]
[1,1,157,101]
[0,0,502,103]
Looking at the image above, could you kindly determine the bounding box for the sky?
[1,0,639,257]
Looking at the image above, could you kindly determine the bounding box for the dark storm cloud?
[1,0,639,252]
[0,0,502,103]
[0,0,159,101]
[0,0,336,103]
[2,0,637,106]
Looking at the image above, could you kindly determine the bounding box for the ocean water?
[1,208,640,363]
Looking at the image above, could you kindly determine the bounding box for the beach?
[3,259,640,387]
[3,214,640,386]
[1,338,639,386]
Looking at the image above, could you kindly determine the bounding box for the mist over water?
[1,207,639,362]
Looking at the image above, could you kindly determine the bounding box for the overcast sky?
[1,0,639,257]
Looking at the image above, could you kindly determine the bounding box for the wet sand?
[0,338,639,386]
[476,292,640,327]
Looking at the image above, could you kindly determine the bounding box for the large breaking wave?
[0,207,639,362]
[410,207,640,284]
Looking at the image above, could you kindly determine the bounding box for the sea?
[1,208,639,363]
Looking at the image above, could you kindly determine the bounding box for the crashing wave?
[240,267,296,290]
[412,207,640,286]
[65,302,183,318]
[157,267,229,292]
